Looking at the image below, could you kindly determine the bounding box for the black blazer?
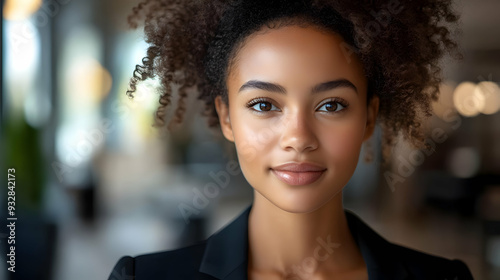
[108,204,473,280]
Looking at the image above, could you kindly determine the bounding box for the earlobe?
[214,96,235,142]
[363,95,379,142]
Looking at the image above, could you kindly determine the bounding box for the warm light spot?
[68,58,113,103]
[476,81,500,115]
[3,0,42,21]
[453,82,484,117]
[433,81,456,119]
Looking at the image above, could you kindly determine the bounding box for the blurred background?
[1,0,500,279]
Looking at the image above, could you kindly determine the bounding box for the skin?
[215,24,379,280]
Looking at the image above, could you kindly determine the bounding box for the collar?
[198,205,251,279]
[345,209,410,280]
[199,204,410,280]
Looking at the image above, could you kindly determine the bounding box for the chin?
[260,187,343,214]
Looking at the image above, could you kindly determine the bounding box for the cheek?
[231,114,279,169]
[231,116,282,190]
[321,119,366,165]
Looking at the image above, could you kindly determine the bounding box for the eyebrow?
[238,79,358,95]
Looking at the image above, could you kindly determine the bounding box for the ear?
[363,95,379,142]
[214,95,235,142]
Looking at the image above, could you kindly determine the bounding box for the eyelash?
[246,97,279,114]
[245,97,349,115]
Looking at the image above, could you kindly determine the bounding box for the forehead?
[228,25,367,94]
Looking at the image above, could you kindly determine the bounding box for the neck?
[247,191,365,278]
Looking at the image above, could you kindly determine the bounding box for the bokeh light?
[476,81,500,115]
[67,58,113,103]
[3,0,42,21]
[433,81,457,119]
[453,81,485,117]
[447,147,481,178]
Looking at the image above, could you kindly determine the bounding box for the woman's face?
[215,25,379,213]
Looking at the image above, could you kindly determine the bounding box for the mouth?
[270,162,326,186]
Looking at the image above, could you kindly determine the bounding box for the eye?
[247,98,280,112]
[316,99,348,113]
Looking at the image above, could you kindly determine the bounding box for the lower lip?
[271,169,325,186]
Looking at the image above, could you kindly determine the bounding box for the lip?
[271,162,326,186]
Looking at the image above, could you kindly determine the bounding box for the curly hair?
[126,0,461,160]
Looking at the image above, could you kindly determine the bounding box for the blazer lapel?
[199,205,252,280]
[345,210,411,280]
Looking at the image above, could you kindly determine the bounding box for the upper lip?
[271,162,326,172]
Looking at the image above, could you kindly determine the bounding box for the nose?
[279,110,319,153]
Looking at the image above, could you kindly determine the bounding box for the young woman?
[109,0,473,279]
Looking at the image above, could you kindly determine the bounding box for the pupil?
[326,102,337,111]
[260,103,271,111]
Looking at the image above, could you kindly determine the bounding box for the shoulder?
[108,205,252,280]
[389,242,474,279]
[107,242,208,280]
[344,210,474,279]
